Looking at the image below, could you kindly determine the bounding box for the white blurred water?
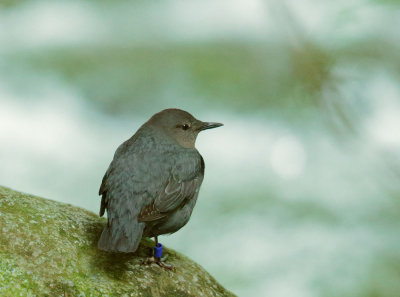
[1,0,397,49]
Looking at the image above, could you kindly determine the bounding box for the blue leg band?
[154,243,163,258]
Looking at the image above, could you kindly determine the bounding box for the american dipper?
[98,108,222,267]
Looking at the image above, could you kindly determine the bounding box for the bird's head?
[148,108,223,149]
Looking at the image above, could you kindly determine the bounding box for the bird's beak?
[197,121,224,131]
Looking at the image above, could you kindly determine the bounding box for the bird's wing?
[98,142,127,217]
[98,136,164,218]
[99,167,113,217]
[138,155,204,222]
[97,135,170,252]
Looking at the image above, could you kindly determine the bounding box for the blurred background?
[1,0,400,296]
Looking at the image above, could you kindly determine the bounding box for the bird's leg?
[141,236,173,270]
[154,236,173,270]
[153,236,168,260]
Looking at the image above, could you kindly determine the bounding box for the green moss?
[0,186,235,297]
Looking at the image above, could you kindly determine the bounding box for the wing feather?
[138,155,204,222]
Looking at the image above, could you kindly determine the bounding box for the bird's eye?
[182,124,190,130]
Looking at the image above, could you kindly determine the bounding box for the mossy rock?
[0,186,235,297]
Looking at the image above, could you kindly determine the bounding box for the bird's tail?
[98,218,145,253]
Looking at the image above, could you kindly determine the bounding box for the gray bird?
[98,108,222,263]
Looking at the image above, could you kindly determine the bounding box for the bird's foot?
[141,255,174,270]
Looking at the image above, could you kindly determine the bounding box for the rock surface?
[0,186,235,297]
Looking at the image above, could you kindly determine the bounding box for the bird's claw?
[156,258,174,270]
[141,255,174,271]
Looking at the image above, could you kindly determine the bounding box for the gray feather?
[97,124,205,253]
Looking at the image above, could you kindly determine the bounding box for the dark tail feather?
[98,220,144,253]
